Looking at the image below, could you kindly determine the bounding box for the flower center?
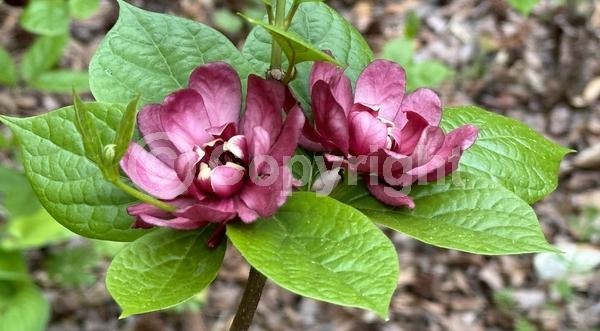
[193,135,249,198]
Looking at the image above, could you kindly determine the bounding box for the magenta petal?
[411,126,445,166]
[120,143,186,200]
[240,166,292,218]
[242,75,285,147]
[367,181,415,208]
[138,214,209,230]
[210,163,246,198]
[188,62,242,127]
[249,127,272,176]
[310,62,353,115]
[400,88,442,126]
[312,80,350,155]
[174,150,202,188]
[348,111,388,156]
[235,198,260,223]
[206,122,237,140]
[269,105,305,165]
[354,60,406,121]
[161,89,213,152]
[396,111,429,155]
[426,125,480,181]
[225,135,248,163]
[175,200,237,224]
[137,104,179,167]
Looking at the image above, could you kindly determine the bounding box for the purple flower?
[121,62,305,229]
[302,60,479,208]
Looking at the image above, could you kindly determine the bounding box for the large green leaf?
[0,46,17,87]
[89,0,252,106]
[0,282,49,331]
[227,192,398,318]
[20,34,68,83]
[333,172,558,255]
[20,0,70,36]
[242,1,373,115]
[442,106,571,203]
[106,228,225,317]
[0,103,147,241]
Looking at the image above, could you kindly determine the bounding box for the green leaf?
[404,11,421,39]
[0,103,148,241]
[113,96,140,162]
[0,166,41,218]
[242,1,373,116]
[213,9,244,34]
[442,106,572,203]
[20,35,68,83]
[508,0,540,15]
[0,250,28,281]
[381,37,414,66]
[0,282,50,331]
[29,70,89,93]
[227,192,399,318]
[334,172,558,255]
[69,0,100,19]
[89,0,252,106]
[106,228,226,317]
[20,0,70,36]
[0,46,17,86]
[241,14,340,67]
[2,208,73,250]
[406,60,453,91]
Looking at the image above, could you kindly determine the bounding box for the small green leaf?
[508,0,540,15]
[20,0,70,36]
[29,70,89,93]
[213,9,244,34]
[0,282,50,331]
[73,93,103,164]
[0,46,17,86]
[442,106,572,203]
[406,60,453,91]
[227,192,399,318]
[69,0,100,19]
[0,166,41,218]
[113,96,140,163]
[334,172,558,255]
[89,0,252,106]
[243,1,373,116]
[381,37,414,66]
[20,35,68,83]
[241,14,341,67]
[2,208,73,250]
[0,103,147,241]
[0,250,28,281]
[106,228,225,317]
[404,11,421,39]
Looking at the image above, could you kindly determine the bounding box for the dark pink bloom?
[302,60,479,208]
[121,62,305,229]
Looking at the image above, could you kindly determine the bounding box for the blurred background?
[1,0,600,330]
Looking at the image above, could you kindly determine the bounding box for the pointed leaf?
[89,0,252,105]
[227,192,398,318]
[0,282,49,331]
[20,35,68,82]
[0,46,17,86]
[0,103,147,241]
[442,106,572,203]
[106,228,225,317]
[20,0,70,36]
[334,172,558,255]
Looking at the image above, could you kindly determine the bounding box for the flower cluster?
[121,60,478,229]
[301,60,479,208]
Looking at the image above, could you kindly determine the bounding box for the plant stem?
[229,267,267,331]
[112,179,177,212]
[269,0,286,72]
[284,2,300,30]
